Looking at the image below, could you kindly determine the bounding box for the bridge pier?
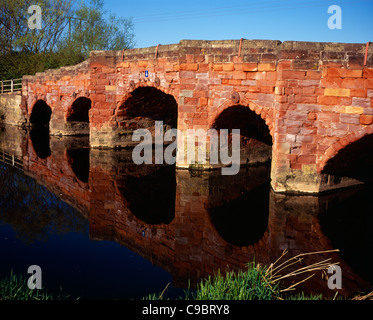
[270,146,364,194]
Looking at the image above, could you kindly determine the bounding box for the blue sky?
[102,0,373,49]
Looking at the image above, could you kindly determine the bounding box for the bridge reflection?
[0,124,371,297]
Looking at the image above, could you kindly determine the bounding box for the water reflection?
[0,162,87,244]
[207,168,270,246]
[319,186,373,284]
[0,124,372,299]
[66,148,90,183]
[30,126,51,159]
[116,165,176,225]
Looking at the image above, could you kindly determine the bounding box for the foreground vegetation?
[0,271,70,300]
[145,250,372,301]
[1,250,372,300]
[145,263,322,300]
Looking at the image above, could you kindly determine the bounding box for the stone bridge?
[16,39,373,194]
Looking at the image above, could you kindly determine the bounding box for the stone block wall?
[20,39,373,194]
[0,93,25,126]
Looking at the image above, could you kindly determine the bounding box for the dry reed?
[264,249,340,293]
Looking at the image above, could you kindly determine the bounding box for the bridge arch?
[29,100,52,159]
[210,98,273,166]
[115,85,178,131]
[30,100,52,127]
[320,125,373,169]
[209,98,274,137]
[320,125,373,183]
[61,97,92,136]
[66,97,91,123]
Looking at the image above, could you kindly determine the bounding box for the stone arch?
[30,100,52,126]
[209,98,273,166]
[66,97,91,123]
[209,97,274,137]
[59,96,92,136]
[115,84,178,130]
[29,100,52,159]
[116,81,176,110]
[320,125,373,169]
[320,125,373,183]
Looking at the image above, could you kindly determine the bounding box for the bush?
[0,49,85,81]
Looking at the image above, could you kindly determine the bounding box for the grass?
[184,262,279,300]
[144,249,370,301]
[0,271,70,300]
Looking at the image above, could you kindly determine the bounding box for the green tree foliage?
[0,0,136,80]
[0,0,75,54]
[65,0,136,58]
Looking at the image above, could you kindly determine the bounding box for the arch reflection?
[116,165,176,225]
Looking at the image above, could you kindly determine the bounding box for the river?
[0,124,372,299]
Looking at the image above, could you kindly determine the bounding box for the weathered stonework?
[15,39,373,194]
[0,93,25,126]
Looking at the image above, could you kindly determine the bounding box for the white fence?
[0,78,22,94]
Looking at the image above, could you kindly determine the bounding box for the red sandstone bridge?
[3,39,373,194]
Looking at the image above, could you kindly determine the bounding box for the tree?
[66,0,136,58]
[0,0,136,79]
[0,0,75,54]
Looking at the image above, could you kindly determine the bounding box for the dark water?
[0,124,372,299]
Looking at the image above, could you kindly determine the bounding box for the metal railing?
[0,78,22,94]
[0,148,24,171]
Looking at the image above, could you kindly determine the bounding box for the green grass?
[143,250,346,301]
[184,263,280,300]
[143,262,321,301]
[0,271,70,300]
